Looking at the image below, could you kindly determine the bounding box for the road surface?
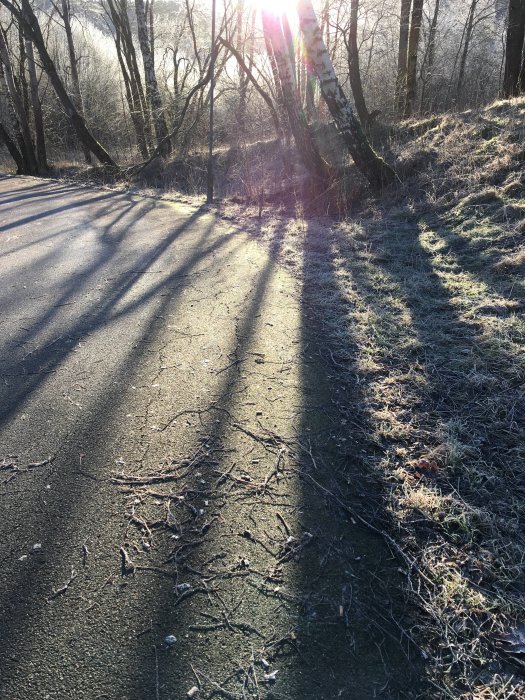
[0,176,423,699]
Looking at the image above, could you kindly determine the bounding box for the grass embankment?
[223,98,525,699]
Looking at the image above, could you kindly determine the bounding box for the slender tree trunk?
[297,0,395,188]
[60,0,91,163]
[0,118,25,172]
[25,38,48,171]
[455,0,477,105]
[263,21,290,143]
[219,37,282,139]
[0,26,37,173]
[0,60,31,173]
[107,0,153,153]
[347,0,369,126]
[0,0,116,166]
[18,24,29,115]
[419,0,440,113]
[114,33,149,159]
[262,9,329,182]
[503,0,525,97]
[395,0,411,115]
[404,0,423,117]
[134,0,169,153]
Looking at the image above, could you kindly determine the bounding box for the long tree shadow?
[327,208,525,684]
[289,220,426,698]
[109,217,429,699]
[0,187,246,694]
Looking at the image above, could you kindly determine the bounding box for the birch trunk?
[297,0,395,188]
[134,0,169,154]
[262,9,328,182]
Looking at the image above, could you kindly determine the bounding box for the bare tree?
[134,0,169,153]
[395,0,411,115]
[0,0,116,166]
[346,0,370,126]
[0,22,37,172]
[52,0,92,163]
[25,36,48,170]
[261,9,329,182]
[297,0,395,188]
[404,0,423,116]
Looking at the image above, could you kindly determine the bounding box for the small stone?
[175,583,191,595]
[32,543,42,551]
[187,687,199,698]
[264,670,278,682]
[164,635,177,647]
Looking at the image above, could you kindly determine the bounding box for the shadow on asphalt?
[0,179,427,699]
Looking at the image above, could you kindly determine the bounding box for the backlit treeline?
[0,0,521,189]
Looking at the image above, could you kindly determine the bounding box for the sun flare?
[251,0,297,20]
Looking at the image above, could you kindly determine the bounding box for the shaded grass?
[220,98,525,699]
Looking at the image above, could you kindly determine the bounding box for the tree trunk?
[134,0,169,153]
[297,0,395,189]
[17,24,29,115]
[25,38,48,171]
[106,0,152,155]
[404,0,423,117]
[219,37,282,140]
[60,0,91,163]
[262,26,289,141]
[419,0,440,113]
[0,25,37,173]
[0,0,116,166]
[262,9,329,182]
[395,0,411,115]
[455,0,477,105]
[503,0,525,97]
[347,0,369,126]
[0,119,25,172]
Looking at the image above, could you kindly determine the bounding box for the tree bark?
[0,118,25,172]
[419,0,440,112]
[262,9,329,182]
[105,0,152,156]
[134,0,169,153]
[455,0,477,105]
[395,0,411,115]
[0,0,116,166]
[25,37,48,171]
[219,37,282,140]
[347,0,369,126]
[297,0,395,188]
[0,25,37,173]
[503,0,525,97]
[404,0,423,117]
[60,0,91,163]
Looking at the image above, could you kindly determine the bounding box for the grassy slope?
[222,97,525,699]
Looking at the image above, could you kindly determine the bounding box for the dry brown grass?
[219,97,525,699]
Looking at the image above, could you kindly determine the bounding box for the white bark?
[296,0,395,187]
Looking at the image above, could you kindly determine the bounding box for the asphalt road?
[0,176,423,699]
